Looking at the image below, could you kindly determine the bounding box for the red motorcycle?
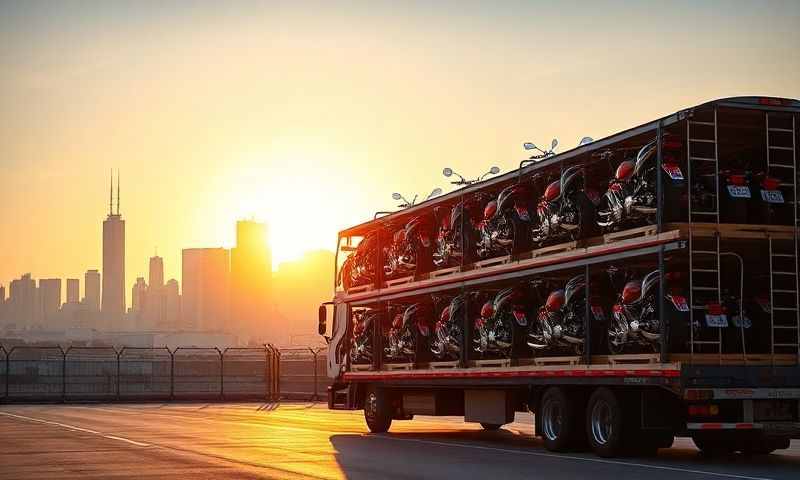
[432,195,487,268]
[338,232,378,290]
[474,285,531,358]
[476,183,534,258]
[531,167,597,245]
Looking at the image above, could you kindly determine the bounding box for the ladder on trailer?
[767,112,800,360]
[688,107,723,357]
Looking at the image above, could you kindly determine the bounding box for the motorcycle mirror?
[427,188,442,200]
[551,138,559,150]
[443,167,453,177]
[523,142,537,151]
[579,136,594,146]
[489,166,500,174]
[391,192,402,200]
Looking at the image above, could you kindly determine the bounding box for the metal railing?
[0,344,283,403]
[277,347,327,401]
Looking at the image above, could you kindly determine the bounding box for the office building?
[182,248,230,332]
[38,278,61,325]
[66,278,79,304]
[132,277,147,313]
[84,269,101,311]
[164,278,180,331]
[149,255,164,289]
[102,171,125,321]
[230,220,271,340]
[9,274,37,329]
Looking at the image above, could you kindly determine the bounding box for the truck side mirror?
[318,305,328,335]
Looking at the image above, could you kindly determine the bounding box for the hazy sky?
[1,0,798,301]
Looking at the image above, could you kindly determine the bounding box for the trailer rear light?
[728,175,747,186]
[688,404,720,416]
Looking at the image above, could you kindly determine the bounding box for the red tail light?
[728,175,746,186]
[688,404,720,416]
[707,303,723,315]
[762,177,780,190]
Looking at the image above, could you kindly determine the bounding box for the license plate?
[669,295,690,312]
[761,189,784,203]
[591,305,605,321]
[732,314,751,329]
[705,314,729,327]
[726,185,751,198]
[754,400,796,421]
[516,206,531,222]
[662,164,684,180]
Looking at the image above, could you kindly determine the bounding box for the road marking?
[374,436,775,480]
[0,411,150,447]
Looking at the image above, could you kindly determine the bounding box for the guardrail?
[0,344,282,403]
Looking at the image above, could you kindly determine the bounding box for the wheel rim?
[541,399,563,441]
[590,399,613,445]
[366,392,378,419]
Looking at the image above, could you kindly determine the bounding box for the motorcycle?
[349,309,376,364]
[384,213,436,279]
[606,269,690,354]
[432,196,485,268]
[476,183,534,259]
[527,275,605,355]
[431,294,471,360]
[718,168,752,223]
[597,136,684,230]
[385,303,433,362]
[531,167,597,246]
[750,172,788,225]
[338,232,378,290]
[474,285,530,358]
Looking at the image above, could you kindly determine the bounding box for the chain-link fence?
[278,347,328,401]
[0,344,282,403]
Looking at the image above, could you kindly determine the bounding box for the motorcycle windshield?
[496,185,523,213]
[639,270,661,303]
[633,139,657,177]
[402,303,419,328]
[449,203,464,230]
[493,286,518,312]
[564,275,586,305]
[560,165,584,197]
[448,295,466,325]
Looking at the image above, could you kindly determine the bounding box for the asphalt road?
[0,403,798,480]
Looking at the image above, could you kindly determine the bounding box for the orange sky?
[1,1,798,301]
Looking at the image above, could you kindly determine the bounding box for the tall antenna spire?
[109,169,113,216]
[116,170,120,215]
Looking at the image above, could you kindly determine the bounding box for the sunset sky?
[1,1,798,297]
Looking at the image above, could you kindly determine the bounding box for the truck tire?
[480,423,503,431]
[586,387,625,457]
[364,385,393,433]
[539,387,581,452]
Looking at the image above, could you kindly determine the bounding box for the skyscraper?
[230,220,271,341]
[164,278,180,331]
[182,248,230,332]
[84,269,101,311]
[132,277,147,313]
[149,255,164,289]
[66,278,79,304]
[102,171,125,322]
[9,274,36,329]
[38,278,61,325]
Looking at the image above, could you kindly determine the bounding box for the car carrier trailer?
[318,97,800,457]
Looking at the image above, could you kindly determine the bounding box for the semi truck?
[318,96,800,457]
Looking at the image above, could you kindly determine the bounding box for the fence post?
[263,345,270,402]
[61,346,67,403]
[169,348,175,400]
[116,349,121,400]
[2,346,7,402]
[308,347,318,401]
[219,347,225,400]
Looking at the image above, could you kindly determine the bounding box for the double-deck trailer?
[318,97,800,457]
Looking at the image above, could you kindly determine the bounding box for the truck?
[317,96,800,457]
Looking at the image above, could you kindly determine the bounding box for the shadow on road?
[329,429,800,480]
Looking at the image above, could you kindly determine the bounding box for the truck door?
[327,303,349,379]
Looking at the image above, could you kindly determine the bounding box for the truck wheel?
[480,423,503,431]
[540,387,580,452]
[586,387,625,457]
[364,386,393,433]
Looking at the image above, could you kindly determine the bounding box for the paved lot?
[0,403,798,479]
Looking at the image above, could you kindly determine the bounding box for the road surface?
[0,403,798,479]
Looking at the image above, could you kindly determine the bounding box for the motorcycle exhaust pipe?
[561,334,584,345]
